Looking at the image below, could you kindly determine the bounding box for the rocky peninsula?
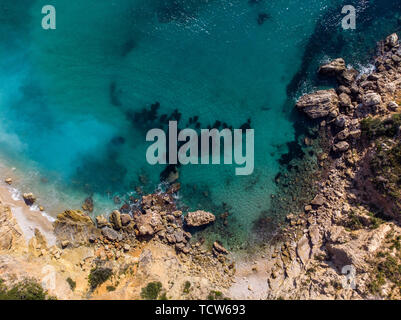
[1,33,401,300]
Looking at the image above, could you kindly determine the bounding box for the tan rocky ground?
[0,191,234,300]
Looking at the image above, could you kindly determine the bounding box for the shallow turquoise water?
[0,0,400,246]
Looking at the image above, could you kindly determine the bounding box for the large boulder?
[333,141,350,153]
[134,193,178,237]
[318,58,346,76]
[110,210,122,230]
[338,93,351,107]
[96,215,109,228]
[336,128,350,141]
[185,210,216,227]
[337,68,358,86]
[363,92,382,107]
[296,235,311,265]
[296,89,339,119]
[55,210,93,225]
[327,242,365,272]
[23,193,36,206]
[385,33,399,48]
[334,115,349,128]
[134,210,163,236]
[311,194,325,207]
[120,213,132,226]
[54,210,100,246]
[101,226,122,242]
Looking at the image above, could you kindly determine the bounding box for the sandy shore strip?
[0,179,56,246]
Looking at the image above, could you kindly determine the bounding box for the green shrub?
[207,290,229,300]
[369,253,401,295]
[66,277,76,291]
[361,114,401,139]
[0,279,54,300]
[159,292,168,300]
[88,267,113,291]
[345,210,364,231]
[140,281,163,300]
[367,212,384,229]
[106,285,116,292]
[183,281,191,294]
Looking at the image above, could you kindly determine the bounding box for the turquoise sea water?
[0,0,400,247]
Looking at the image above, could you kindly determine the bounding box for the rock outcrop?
[184,210,216,227]
[296,89,339,119]
[54,210,100,247]
[22,193,36,206]
[319,58,346,76]
[0,204,24,251]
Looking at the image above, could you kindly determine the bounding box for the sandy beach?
[0,179,56,246]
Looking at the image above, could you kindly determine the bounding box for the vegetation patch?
[361,114,401,139]
[88,267,113,291]
[106,285,116,292]
[207,290,229,300]
[368,252,401,296]
[140,281,163,300]
[66,277,76,291]
[0,278,55,300]
[370,139,401,213]
[363,113,401,219]
[183,281,191,294]
[344,210,364,231]
[390,236,401,251]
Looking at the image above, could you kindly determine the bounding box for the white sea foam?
[11,206,57,246]
[355,63,376,79]
[29,204,56,222]
[7,186,56,222]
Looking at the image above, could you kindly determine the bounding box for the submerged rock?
[296,89,339,119]
[213,241,229,255]
[185,210,216,227]
[82,196,94,212]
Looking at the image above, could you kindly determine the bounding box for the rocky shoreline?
[231,32,401,299]
[2,33,401,300]
[0,180,237,299]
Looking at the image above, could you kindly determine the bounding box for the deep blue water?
[0,0,400,247]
